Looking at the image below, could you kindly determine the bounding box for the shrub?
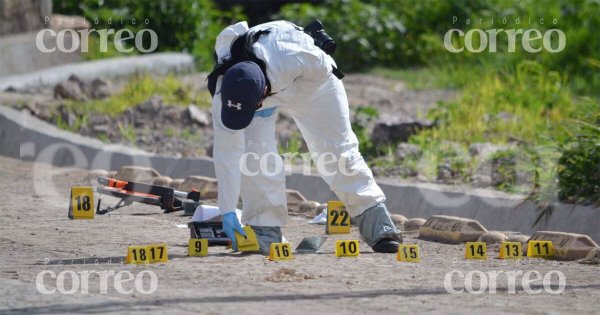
[53,0,246,69]
[557,100,600,204]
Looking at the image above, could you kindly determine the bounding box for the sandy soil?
[1,155,599,314]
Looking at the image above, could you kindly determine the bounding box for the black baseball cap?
[220,61,266,130]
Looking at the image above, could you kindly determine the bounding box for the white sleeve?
[279,47,332,83]
[211,77,245,215]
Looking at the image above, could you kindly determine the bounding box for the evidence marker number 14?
[465,242,487,260]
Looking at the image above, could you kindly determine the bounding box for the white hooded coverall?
[212,20,386,227]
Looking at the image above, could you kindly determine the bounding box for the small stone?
[581,247,600,265]
[90,78,111,99]
[137,96,163,113]
[286,190,307,212]
[418,215,487,243]
[390,214,407,228]
[404,218,426,232]
[54,77,86,101]
[187,105,211,127]
[529,231,599,261]
[115,166,160,184]
[297,201,320,214]
[506,234,530,244]
[314,203,327,216]
[477,231,508,246]
[86,169,108,182]
[151,176,173,187]
[163,106,183,123]
[371,114,433,146]
[169,178,185,190]
[179,176,218,199]
[496,111,514,122]
[395,143,422,161]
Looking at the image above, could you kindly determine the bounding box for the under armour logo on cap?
[227,100,242,111]
[220,61,266,130]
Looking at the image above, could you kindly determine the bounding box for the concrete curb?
[0,52,194,91]
[1,105,598,243]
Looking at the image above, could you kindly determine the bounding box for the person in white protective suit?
[208,20,402,253]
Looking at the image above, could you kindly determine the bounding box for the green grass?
[61,73,209,117]
[366,60,587,198]
[117,123,136,144]
[370,63,505,91]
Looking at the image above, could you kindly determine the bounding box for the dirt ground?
[1,155,599,315]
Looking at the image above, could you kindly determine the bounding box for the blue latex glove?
[222,212,246,251]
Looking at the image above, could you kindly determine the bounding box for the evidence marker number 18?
[68,186,95,219]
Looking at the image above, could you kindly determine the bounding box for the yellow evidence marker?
[326,200,351,234]
[335,240,359,257]
[397,244,420,263]
[527,240,554,258]
[499,241,522,259]
[147,244,168,263]
[235,226,260,252]
[189,239,208,257]
[126,246,149,264]
[68,186,95,219]
[269,242,293,261]
[465,242,487,260]
[126,244,168,264]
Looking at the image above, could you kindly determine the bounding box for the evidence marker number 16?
[68,186,95,219]
[269,243,293,261]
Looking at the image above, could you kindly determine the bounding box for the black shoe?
[372,238,399,253]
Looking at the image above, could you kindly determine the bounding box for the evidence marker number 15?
[68,186,95,219]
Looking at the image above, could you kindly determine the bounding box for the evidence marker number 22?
[327,201,350,234]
